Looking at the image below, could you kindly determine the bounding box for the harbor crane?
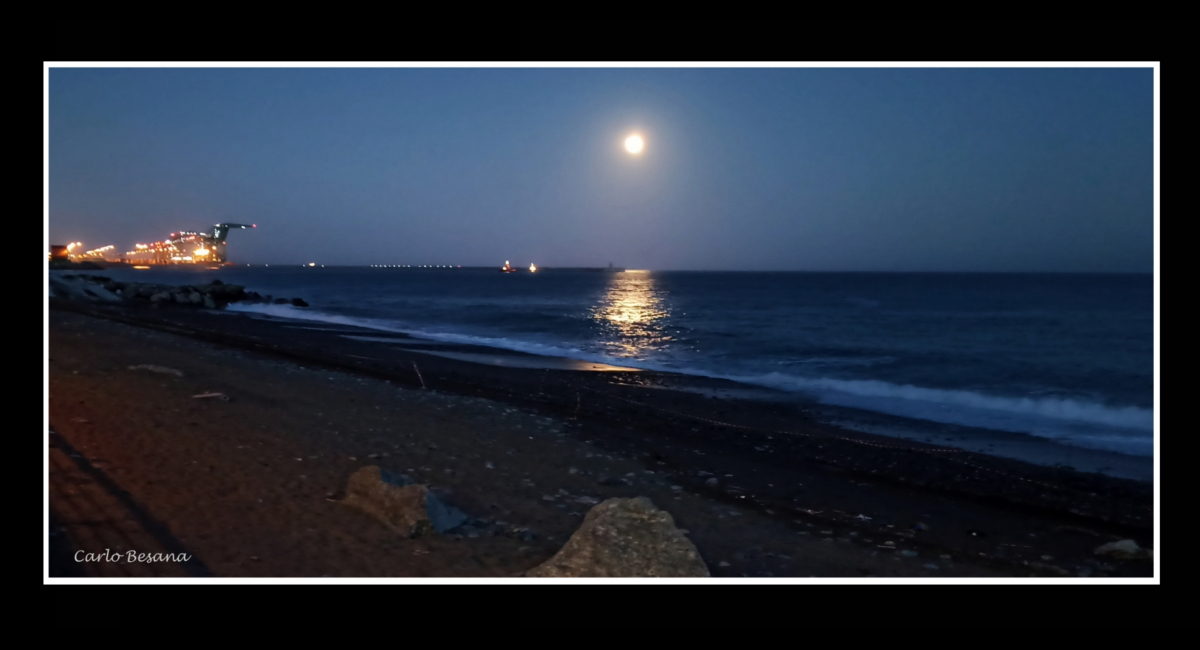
[126,223,257,265]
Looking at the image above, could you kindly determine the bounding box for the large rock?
[341,466,467,538]
[48,275,122,302]
[525,497,709,577]
[197,281,238,296]
[1095,539,1153,560]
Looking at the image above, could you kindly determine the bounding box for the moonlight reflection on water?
[590,272,673,358]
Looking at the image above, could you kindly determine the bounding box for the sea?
[85,266,1156,480]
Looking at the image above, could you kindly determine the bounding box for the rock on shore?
[525,496,710,577]
[340,466,467,538]
[1094,539,1153,560]
[49,273,308,309]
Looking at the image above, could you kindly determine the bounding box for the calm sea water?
[90,267,1155,461]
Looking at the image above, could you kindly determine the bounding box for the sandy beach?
[47,296,1154,578]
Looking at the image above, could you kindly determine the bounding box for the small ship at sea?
[583,262,625,272]
[499,261,619,272]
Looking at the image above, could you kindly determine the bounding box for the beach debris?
[69,417,89,423]
[525,497,710,577]
[899,550,918,557]
[705,478,719,486]
[191,392,229,400]
[129,364,183,377]
[856,514,873,521]
[1094,539,1152,560]
[340,466,467,538]
[413,362,427,389]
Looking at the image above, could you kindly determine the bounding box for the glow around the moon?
[625,134,644,154]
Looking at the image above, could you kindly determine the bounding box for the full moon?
[624,134,644,154]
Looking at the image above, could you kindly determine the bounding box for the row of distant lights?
[237,264,463,268]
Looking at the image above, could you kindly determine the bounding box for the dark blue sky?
[48,67,1153,271]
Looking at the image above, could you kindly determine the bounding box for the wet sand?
[47,298,1154,578]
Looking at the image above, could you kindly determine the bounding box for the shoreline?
[48,296,1154,577]
[55,266,1153,472]
[221,300,1152,483]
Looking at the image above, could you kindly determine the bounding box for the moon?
[624,134,644,154]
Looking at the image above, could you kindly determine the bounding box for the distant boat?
[583,263,625,272]
[500,260,518,273]
[529,263,538,273]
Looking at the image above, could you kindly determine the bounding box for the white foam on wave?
[227,303,416,332]
[726,373,1153,457]
[225,302,1154,456]
[736,374,1153,431]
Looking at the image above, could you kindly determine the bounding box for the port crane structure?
[125,223,256,265]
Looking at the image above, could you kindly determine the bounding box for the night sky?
[48,67,1154,271]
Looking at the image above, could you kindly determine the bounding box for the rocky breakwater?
[50,274,309,309]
